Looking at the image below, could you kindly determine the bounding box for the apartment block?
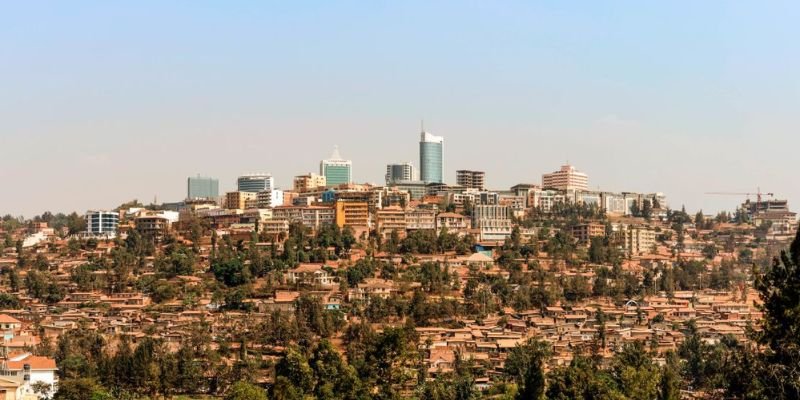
[571,223,606,244]
[542,164,588,191]
[405,207,437,230]
[294,173,327,192]
[456,170,486,190]
[225,191,258,210]
[375,206,407,239]
[272,205,335,232]
[473,205,513,241]
[335,201,370,229]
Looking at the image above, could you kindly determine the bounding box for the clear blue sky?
[1,1,798,217]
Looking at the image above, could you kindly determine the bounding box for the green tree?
[226,381,268,400]
[504,339,550,400]
[753,227,800,397]
[53,378,112,400]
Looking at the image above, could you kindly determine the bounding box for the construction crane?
[705,188,774,204]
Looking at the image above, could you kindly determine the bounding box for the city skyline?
[2,2,798,216]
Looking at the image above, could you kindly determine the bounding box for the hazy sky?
[1,1,798,217]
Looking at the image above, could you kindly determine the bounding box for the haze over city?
[2,1,798,216]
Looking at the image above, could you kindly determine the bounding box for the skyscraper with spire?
[320,145,352,188]
[419,126,444,184]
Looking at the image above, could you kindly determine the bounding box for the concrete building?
[420,131,444,184]
[436,212,471,233]
[571,223,606,244]
[272,205,335,232]
[542,164,588,191]
[261,219,290,238]
[375,206,407,239]
[320,146,352,187]
[0,352,58,400]
[256,189,285,208]
[335,201,370,229]
[187,175,219,200]
[237,173,274,193]
[456,170,485,190]
[386,162,416,185]
[614,224,656,256]
[225,191,257,210]
[85,211,119,237]
[135,214,173,241]
[405,207,437,230]
[293,173,327,192]
[529,189,569,213]
[473,205,513,241]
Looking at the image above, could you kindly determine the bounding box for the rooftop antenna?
[420,119,425,133]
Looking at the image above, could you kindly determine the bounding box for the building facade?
[542,164,588,191]
[187,175,219,199]
[375,206,407,239]
[335,201,370,229]
[320,146,352,187]
[272,205,335,232]
[237,173,274,193]
[256,189,285,208]
[225,191,258,210]
[386,162,416,185]
[293,173,327,192]
[456,170,485,190]
[85,211,119,237]
[473,205,513,241]
[420,131,444,184]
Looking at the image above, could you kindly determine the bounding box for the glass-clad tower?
[187,175,219,199]
[320,146,352,188]
[420,131,443,183]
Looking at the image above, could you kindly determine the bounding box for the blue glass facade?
[420,133,443,183]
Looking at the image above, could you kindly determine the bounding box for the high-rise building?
[542,164,588,191]
[293,173,327,192]
[237,173,274,193]
[456,170,485,190]
[385,162,416,185]
[85,211,119,237]
[320,146,352,187]
[187,175,219,199]
[420,131,443,184]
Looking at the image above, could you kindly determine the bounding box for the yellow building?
[293,173,327,192]
[335,201,370,229]
[225,191,257,210]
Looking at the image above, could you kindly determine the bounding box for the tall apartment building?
[405,207,436,230]
[614,224,656,256]
[571,223,606,244]
[256,189,285,208]
[335,200,370,229]
[456,170,485,190]
[85,211,119,237]
[385,162,416,185]
[420,131,444,184]
[542,164,588,191]
[375,206,407,239]
[226,191,258,210]
[187,175,219,199]
[320,146,352,188]
[473,205,513,241]
[237,173,274,193]
[293,173,327,192]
